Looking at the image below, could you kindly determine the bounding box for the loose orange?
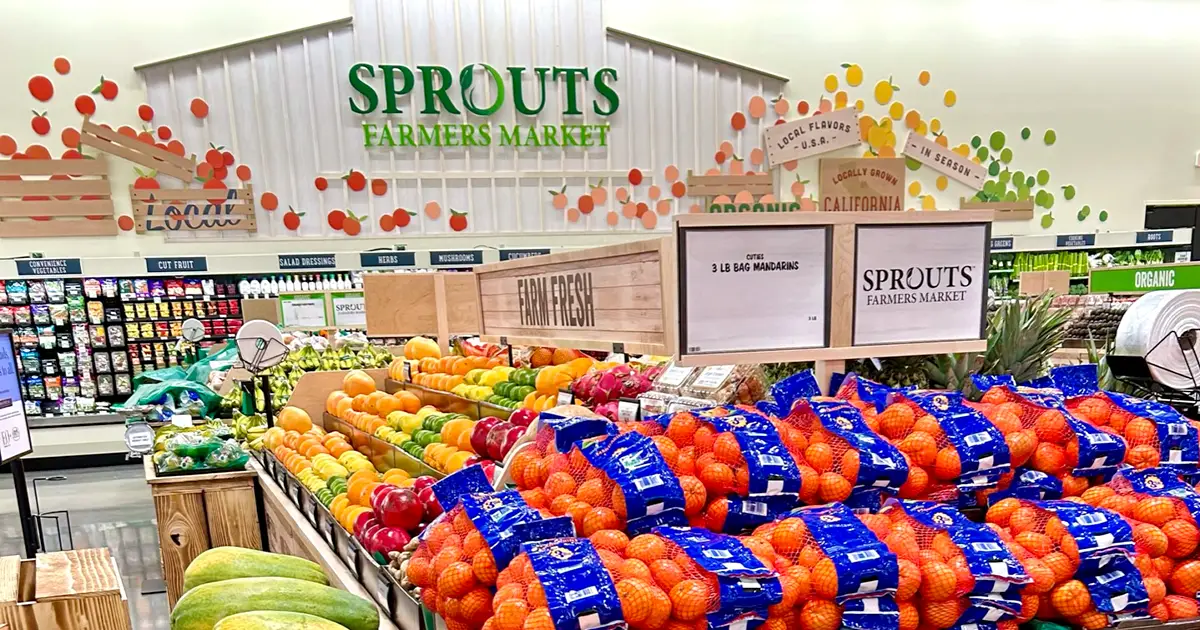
[805,442,834,473]
[494,599,529,630]
[898,432,938,466]
[649,558,685,592]
[921,598,963,629]
[1164,519,1199,558]
[627,534,669,563]
[1034,410,1070,443]
[1031,442,1067,475]
[1134,497,1178,527]
[878,403,916,439]
[1171,560,1200,596]
[1135,523,1170,557]
[581,507,620,537]
[1165,594,1199,620]
[1144,576,1167,604]
[1015,531,1054,558]
[1125,418,1158,447]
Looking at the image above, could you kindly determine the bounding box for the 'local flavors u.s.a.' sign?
[348,64,619,149]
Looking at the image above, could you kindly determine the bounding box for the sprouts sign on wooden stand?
[673,211,993,378]
[472,239,673,355]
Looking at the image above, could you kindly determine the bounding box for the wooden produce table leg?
[151,488,209,608]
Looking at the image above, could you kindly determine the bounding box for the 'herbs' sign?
[348,64,619,150]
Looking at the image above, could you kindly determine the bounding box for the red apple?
[487,422,513,460]
[369,527,411,555]
[500,426,526,459]
[509,408,537,428]
[471,417,501,455]
[372,486,424,531]
[353,512,379,539]
[479,460,496,482]
[411,476,437,492]
[417,486,442,520]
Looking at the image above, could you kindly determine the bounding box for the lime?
[1013,171,1026,185]
[1036,169,1050,186]
[1079,205,1091,219]
[989,131,1006,151]
[1021,127,1031,140]
[905,157,922,171]
[1077,211,1087,222]
[983,181,997,196]
[1099,210,1108,222]
[971,136,982,149]
[1005,190,1017,202]
[1026,176,1036,188]
[999,170,1011,184]
[1017,184,1030,200]
[1040,213,1054,229]
[976,146,989,161]
[1044,129,1057,145]
[1062,185,1076,200]
[988,161,1001,177]
[1000,148,1013,163]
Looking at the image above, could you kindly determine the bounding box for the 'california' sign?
[347,64,619,149]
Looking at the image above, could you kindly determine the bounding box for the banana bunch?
[231,412,267,441]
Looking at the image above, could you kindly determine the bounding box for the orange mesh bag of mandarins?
[774,398,910,510]
[983,497,1153,627]
[645,406,810,532]
[741,502,902,630]
[1056,368,1200,475]
[876,390,1010,503]
[490,537,629,630]
[874,500,1032,630]
[834,372,894,424]
[968,384,1125,497]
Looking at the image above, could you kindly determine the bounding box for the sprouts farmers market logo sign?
[347,64,619,149]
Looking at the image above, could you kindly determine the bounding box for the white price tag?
[657,365,695,388]
[319,513,335,544]
[170,414,194,428]
[375,572,391,605]
[402,361,412,381]
[617,399,640,422]
[556,390,574,406]
[692,365,735,390]
[302,495,317,524]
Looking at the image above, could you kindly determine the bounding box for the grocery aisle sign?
[279,293,328,328]
[854,223,988,345]
[331,292,366,327]
[679,226,828,354]
[901,132,985,190]
[762,108,859,167]
[1089,263,1200,294]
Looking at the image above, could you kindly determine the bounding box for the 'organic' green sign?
[347,64,619,149]
[1089,263,1200,293]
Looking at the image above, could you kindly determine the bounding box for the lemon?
[922,195,936,210]
[874,79,894,105]
[936,176,948,191]
[943,90,957,107]
[845,64,863,86]
[824,74,838,92]
[930,118,942,134]
[908,182,922,197]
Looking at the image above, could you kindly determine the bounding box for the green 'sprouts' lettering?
[478,123,492,144]
[500,125,523,146]
[593,68,619,116]
[348,63,377,114]
[509,67,550,116]
[379,64,414,114]
[552,67,589,116]
[418,125,439,146]
[420,66,460,115]
[361,123,379,146]
[398,124,415,146]
[461,64,505,116]
[378,123,396,146]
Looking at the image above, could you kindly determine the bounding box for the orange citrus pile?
[771,400,883,505]
[1066,391,1200,470]
[971,387,1091,497]
[873,400,963,501]
[407,510,503,630]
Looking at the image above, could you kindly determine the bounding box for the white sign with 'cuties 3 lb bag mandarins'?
[853,223,989,346]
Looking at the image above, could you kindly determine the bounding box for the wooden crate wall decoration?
[80,117,196,182]
[959,198,1035,221]
[129,186,257,234]
[0,156,117,238]
[685,171,778,212]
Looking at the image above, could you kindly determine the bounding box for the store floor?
[0,462,169,629]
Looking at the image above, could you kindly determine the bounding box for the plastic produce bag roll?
[1114,290,1200,391]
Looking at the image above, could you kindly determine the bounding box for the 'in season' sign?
[762,108,859,167]
[901,132,986,190]
[518,272,595,327]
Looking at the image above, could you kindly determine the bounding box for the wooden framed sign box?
[673,211,993,367]
[364,273,480,352]
[473,239,674,355]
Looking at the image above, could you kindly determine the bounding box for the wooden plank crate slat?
[0,156,117,237]
[80,117,196,182]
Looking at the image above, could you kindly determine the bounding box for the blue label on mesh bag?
[768,370,821,414]
[1050,364,1100,397]
[432,464,494,511]
[801,400,909,493]
[972,373,1017,392]
[1106,391,1200,471]
[987,468,1063,503]
[1120,467,1200,516]
[835,373,893,413]
[691,406,803,497]
[514,515,576,546]
[542,412,618,453]
[899,500,1028,586]
[584,431,687,534]
[841,594,901,630]
[655,526,782,627]
[900,391,1011,489]
[968,581,1025,617]
[719,495,801,533]
[460,489,543,567]
[845,487,886,513]
[1037,500,1135,562]
[523,538,624,630]
[1083,554,1149,616]
[1022,375,1056,389]
[792,503,898,601]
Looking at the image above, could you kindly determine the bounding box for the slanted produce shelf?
[322,412,446,480]
[384,378,514,422]
[254,449,421,630]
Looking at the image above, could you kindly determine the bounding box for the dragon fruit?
[570,364,656,407]
[594,401,620,421]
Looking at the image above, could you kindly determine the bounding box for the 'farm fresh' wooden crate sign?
[473,239,672,355]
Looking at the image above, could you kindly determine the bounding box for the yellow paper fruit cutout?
[843,63,863,87]
[908,181,922,197]
[921,195,936,210]
[936,176,948,191]
[874,78,897,105]
[824,74,839,92]
[888,102,904,120]
[834,91,848,109]
[943,90,957,107]
[918,70,931,86]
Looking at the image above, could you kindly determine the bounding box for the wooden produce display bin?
[0,549,132,630]
[143,458,261,607]
[364,272,481,354]
[473,239,673,355]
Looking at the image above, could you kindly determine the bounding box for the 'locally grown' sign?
[348,64,619,149]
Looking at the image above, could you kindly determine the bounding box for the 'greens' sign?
[347,64,619,149]
[1089,263,1200,293]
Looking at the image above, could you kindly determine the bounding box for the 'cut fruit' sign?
[762,108,860,167]
[900,132,985,190]
[819,158,905,212]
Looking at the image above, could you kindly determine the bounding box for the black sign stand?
[2,330,37,558]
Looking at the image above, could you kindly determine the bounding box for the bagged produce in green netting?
[185,342,239,384]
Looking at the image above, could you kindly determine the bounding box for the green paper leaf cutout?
[1005,190,1017,202]
[1040,213,1054,229]
[1062,185,1076,200]
[988,161,1001,177]
[1000,148,1013,164]
[976,146,989,161]
[1036,169,1050,186]
[905,157,922,171]
[999,170,1011,184]
[971,136,982,149]
[1044,129,1057,145]
[1021,127,1031,140]
[989,131,1006,152]
[1026,175,1036,188]
[1099,210,1108,222]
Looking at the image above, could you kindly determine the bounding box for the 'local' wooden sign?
[818,158,905,211]
[901,132,985,190]
[762,108,860,167]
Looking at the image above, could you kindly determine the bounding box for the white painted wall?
[2,0,1199,260]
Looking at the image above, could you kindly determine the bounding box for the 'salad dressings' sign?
[347,64,619,149]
